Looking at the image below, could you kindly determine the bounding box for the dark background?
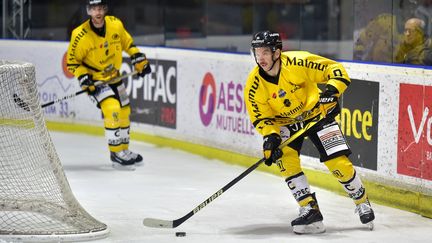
[301,79,379,170]
[3,0,431,63]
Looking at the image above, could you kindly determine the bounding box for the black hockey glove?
[78,74,97,95]
[131,53,151,78]
[263,133,283,166]
[319,85,339,104]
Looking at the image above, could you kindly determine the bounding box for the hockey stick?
[13,70,137,110]
[40,70,137,108]
[142,115,323,228]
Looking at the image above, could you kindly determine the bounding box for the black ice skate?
[126,149,143,166]
[291,193,325,234]
[110,151,135,171]
[355,199,375,230]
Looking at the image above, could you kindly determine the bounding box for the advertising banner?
[179,51,261,153]
[301,79,379,170]
[2,40,432,190]
[398,83,432,181]
[125,57,177,129]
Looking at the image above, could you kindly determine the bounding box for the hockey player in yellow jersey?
[66,0,151,170]
[244,31,375,234]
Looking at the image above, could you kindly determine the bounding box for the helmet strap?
[267,54,279,71]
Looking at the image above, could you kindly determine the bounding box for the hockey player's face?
[254,47,277,71]
[88,5,107,25]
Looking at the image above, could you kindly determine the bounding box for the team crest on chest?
[99,41,109,49]
[278,89,287,98]
[290,82,301,93]
[284,99,291,107]
[112,33,120,40]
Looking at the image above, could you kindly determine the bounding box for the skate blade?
[293,221,326,234]
[366,221,374,231]
[134,161,144,167]
[112,162,136,171]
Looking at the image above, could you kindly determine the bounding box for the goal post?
[0,61,109,242]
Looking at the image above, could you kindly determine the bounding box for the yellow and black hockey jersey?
[244,51,351,137]
[66,15,140,81]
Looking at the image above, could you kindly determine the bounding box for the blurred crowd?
[354,0,432,65]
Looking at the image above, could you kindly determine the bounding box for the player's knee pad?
[277,147,313,206]
[100,98,122,152]
[324,155,355,182]
[118,106,131,150]
[119,105,131,126]
[277,146,302,178]
[325,156,367,203]
[100,98,121,129]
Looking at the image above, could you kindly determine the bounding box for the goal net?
[0,61,109,242]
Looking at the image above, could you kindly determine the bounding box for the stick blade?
[143,218,174,228]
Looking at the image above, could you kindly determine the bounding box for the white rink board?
[0,40,100,122]
[1,39,431,194]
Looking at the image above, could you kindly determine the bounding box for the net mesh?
[0,61,108,241]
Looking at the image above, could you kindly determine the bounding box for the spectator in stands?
[354,13,401,63]
[394,17,432,65]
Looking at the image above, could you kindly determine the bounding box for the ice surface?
[49,131,432,243]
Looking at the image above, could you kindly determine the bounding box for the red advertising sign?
[397,83,432,181]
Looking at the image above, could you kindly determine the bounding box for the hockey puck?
[175,232,186,237]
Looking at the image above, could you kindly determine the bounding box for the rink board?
[0,39,431,218]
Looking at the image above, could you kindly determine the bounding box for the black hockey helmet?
[88,0,107,6]
[87,0,108,14]
[251,31,282,52]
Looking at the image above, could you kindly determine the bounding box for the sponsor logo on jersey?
[283,99,291,107]
[112,33,120,40]
[290,82,301,93]
[68,28,88,62]
[279,102,304,117]
[286,56,328,71]
[278,89,286,98]
[247,77,261,120]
